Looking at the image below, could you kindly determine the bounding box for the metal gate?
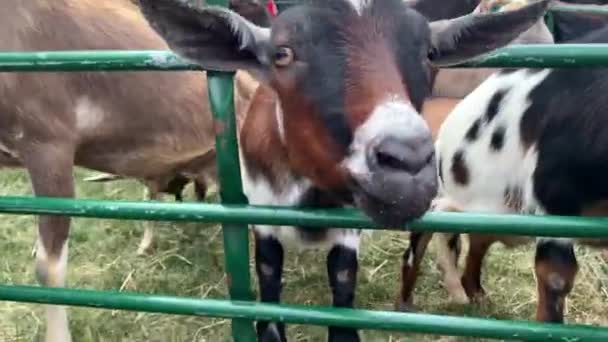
[0,1,608,341]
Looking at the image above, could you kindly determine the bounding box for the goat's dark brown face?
[139,0,549,226]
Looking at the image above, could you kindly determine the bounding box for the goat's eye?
[274,46,294,67]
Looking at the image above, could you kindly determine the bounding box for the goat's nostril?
[369,136,433,174]
[376,150,409,170]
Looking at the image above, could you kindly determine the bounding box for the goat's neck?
[238,85,293,191]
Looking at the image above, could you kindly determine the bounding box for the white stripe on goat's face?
[436,68,551,213]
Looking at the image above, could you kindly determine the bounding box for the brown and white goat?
[0,0,261,341]
[433,23,608,323]
[139,0,549,340]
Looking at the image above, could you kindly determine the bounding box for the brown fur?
[344,20,410,129]
[397,232,433,311]
[1,0,261,251]
[239,85,290,189]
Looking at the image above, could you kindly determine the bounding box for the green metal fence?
[1,1,608,341]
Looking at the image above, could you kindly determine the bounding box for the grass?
[0,168,605,341]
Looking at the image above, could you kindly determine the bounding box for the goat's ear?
[139,0,271,80]
[428,0,549,67]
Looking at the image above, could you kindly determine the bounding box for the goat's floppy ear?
[139,0,271,79]
[428,0,550,67]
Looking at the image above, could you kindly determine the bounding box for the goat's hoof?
[444,279,470,305]
[463,287,486,303]
[462,277,486,303]
[328,327,360,342]
[450,291,471,305]
[395,300,416,313]
[136,245,153,256]
[258,322,286,342]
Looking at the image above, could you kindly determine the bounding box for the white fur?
[239,144,362,251]
[36,238,71,342]
[436,69,551,215]
[432,69,553,303]
[0,141,18,160]
[343,96,429,178]
[347,0,372,15]
[75,96,104,132]
[274,102,286,144]
[137,186,162,255]
[224,8,270,52]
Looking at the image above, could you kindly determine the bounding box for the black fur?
[484,89,507,123]
[327,244,360,341]
[254,235,286,341]
[465,118,481,142]
[451,150,469,185]
[525,29,608,215]
[438,156,444,185]
[489,126,506,151]
[447,233,461,267]
[410,0,480,22]
[295,187,346,243]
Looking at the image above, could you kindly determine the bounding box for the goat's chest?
[238,150,361,251]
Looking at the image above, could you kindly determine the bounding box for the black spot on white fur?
[465,118,481,142]
[484,89,507,123]
[451,150,469,185]
[438,156,444,185]
[490,126,506,151]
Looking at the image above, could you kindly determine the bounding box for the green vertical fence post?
[208,71,256,341]
[206,1,256,340]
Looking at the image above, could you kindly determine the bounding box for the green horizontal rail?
[457,44,608,68]
[1,45,608,72]
[0,50,198,72]
[1,196,608,237]
[0,285,606,341]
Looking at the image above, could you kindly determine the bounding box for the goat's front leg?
[327,234,360,342]
[254,233,286,342]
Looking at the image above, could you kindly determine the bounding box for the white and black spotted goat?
[395,0,557,311]
[432,23,608,323]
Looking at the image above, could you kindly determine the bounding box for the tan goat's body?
[0,0,254,181]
